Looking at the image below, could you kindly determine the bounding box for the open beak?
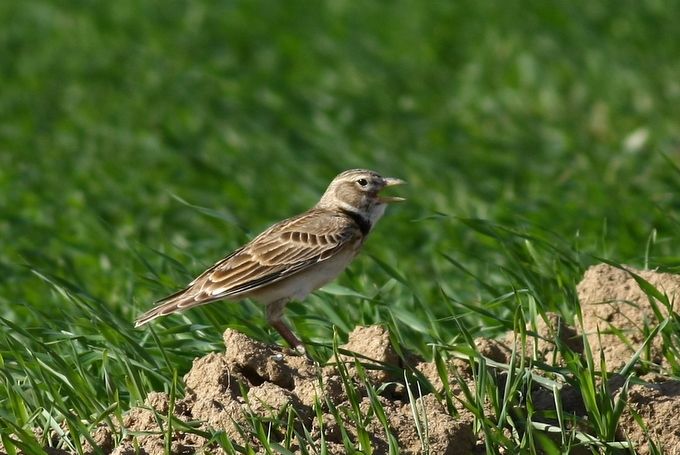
[378,177,406,203]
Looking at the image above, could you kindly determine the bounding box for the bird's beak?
[378,177,406,203]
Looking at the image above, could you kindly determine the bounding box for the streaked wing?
[134,209,360,326]
[200,210,358,297]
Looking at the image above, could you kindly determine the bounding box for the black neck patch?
[340,208,372,236]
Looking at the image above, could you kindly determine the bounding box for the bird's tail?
[134,287,216,327]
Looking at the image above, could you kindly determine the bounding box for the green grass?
[1,0,680,453]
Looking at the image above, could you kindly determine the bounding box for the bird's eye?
[357,178,368,187]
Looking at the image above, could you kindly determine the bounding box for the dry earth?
[3,264,680,454]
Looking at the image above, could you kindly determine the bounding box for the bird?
[134,169,405,352]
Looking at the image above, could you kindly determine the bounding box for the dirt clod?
[101,325,475,454]
[616,378,680,455]
[577,263,679,370]
[475,337,513,364]
[335,324,402,383]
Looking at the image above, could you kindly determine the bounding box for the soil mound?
[109,326,476,454]
[577,263,680,370]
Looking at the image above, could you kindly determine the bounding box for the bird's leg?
[266,299,305,354]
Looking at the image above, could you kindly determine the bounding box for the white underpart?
[366,203,387,227]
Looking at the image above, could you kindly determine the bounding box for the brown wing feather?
[134,209,360,326]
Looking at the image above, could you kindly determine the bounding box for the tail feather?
[134,287,218,327]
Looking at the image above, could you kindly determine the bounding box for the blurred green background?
[1,0,679,395]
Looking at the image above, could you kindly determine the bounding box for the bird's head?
[317,169,405,225]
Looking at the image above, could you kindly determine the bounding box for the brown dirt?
[102,325,476,455]
[4,263,680,454]
[615,375,680,454]
[577,263,680,370]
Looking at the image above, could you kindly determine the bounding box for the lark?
[134,169,405,352]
